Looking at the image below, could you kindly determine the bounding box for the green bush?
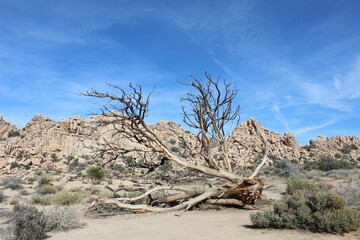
[32,189,88,206]
[251,178,360,234]
[85,166,105,180]
[38,173,53,186]
[286,177,325,195]
[7,130,20,138]
[304,156,355,171]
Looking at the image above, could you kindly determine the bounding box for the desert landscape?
[0,105,359,239]
[1,1,360,239]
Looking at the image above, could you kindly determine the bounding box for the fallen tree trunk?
[95,176,265,213]
[84,75,270,214]
[94,152,267,213]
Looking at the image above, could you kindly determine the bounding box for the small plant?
[197,202,223,211]
[7,130,20,138]
[1,177,23,190]
[38,173,53,186]
[341,144,359,154]
[19,189,30,196]
[169,139,177,145]
[170,146,180,153]
[8,197,20,205]
[37,185,62,195]
[85,166,105,181]
[44,206,84,231]
[9,162,20,169]
[251,178,360,234]
[50,153,58,162]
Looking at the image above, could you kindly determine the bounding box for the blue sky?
[0,0,359,145]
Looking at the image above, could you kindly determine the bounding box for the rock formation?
[0,114,359,175]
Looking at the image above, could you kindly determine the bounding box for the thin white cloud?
[271,104,290,132]
[294,118,337,135]
[299,57,360,111]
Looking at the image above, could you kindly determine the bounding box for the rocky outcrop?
[0,114,359,174]
[0,116,17,139]
[307,135,360,161]
[229,118,304,166]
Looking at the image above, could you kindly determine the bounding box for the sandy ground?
[50,209,360,240]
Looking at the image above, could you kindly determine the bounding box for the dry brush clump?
[336,178,360,207]
[251,177,360,234]
[1,177,23,190]
[32,188,89,206]
[0,205,84,240]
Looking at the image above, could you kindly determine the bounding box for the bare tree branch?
[83,73,268,213]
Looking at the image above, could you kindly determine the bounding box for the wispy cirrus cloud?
[299,57,360,111]
[271,104,290,132]
[294,118,338,135]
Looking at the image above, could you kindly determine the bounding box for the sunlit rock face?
[0,114,359,173]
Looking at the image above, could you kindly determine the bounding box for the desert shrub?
[342,144,359,154]
[85,166,105,180]
[50,153,58,162]
[32,189,88,206]
[32,194,52,205]
[197,202,223,211]
[170,146,180,152]
[52,190,88,205]
[251,178,360,234]
[7,130,20,138]
[9,205,47,240]
[44,205,84,231]
[304,156,355,171]
[9,162,20,169]
[37,185,63,195]
[1,177,23,190]
[271,158,302,177]
[0,205,83,240]
[19,189,30,196]
[37,173,53,186]
[336,179,360,206]
[286,177,325,195]
[325,168,360,180]
[0,226,13,240]
[8,197,20,205]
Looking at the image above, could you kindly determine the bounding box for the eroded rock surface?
[0,114,359,175]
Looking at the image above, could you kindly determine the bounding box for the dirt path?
[50,209,360,240]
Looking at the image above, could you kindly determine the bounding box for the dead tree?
[84,73,268,213]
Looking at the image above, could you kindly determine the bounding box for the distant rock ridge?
[0,114,359,173]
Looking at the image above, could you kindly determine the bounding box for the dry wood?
[84,73,269,213]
